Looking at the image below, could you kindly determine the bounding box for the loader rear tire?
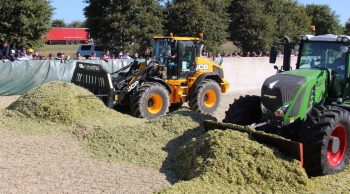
[131,82,169,119]
[300,105,350,176]
[189,79,221,114]
[223,95,262,125]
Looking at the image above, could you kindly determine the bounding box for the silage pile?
[160,128,310,193]
[6,81,128,124]
[83,108,215,171]
[0,81,138,135]
[2,81,350,193]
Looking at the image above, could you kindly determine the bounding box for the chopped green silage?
[0,110,70,135]
[82,109,215,171]
[1,81,215,172]
[6,81,117,125]
[2,81,350,193]
[160,129,309,193]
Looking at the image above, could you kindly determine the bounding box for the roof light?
[342,37,349,43]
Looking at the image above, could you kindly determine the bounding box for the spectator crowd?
[0,39,298,64]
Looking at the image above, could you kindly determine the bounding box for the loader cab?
[152,36,200,79]
[296,35,350,99]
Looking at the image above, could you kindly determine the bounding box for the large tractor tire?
[189,79,221,114]
[300,105,350,176]
[223,95,262,125]
[131,82,170,119]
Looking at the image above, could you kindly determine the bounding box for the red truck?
[45,27,90,44]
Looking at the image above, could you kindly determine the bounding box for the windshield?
[299,42,348,76]
[152,39,175,64]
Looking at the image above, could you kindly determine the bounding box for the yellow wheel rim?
[147,94,163,114]
[204,89,217,108]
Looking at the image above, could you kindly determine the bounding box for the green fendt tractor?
[209,34,350,176]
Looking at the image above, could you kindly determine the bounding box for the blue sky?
[51,0,349,25]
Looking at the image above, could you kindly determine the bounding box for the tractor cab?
[296,35,350,99]
[152,35,203,79]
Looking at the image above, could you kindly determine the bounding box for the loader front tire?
[300,105,350,176]
[223,95,262,125]
[189,80,221,114]
[131,82,169,119]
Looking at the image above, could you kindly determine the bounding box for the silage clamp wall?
[0,59,133,95]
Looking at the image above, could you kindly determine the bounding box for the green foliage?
[0,0,53,48]
[51,19,67,27]
[305,4,343,35]
[166,0,230,52]
[230,0,309,52]
[344,18,350,35]
[268,0,310,41]
[230,0,275,52]
[84,0,164,53]
[67,21,86,28]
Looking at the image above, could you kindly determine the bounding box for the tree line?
[0,0,349,52]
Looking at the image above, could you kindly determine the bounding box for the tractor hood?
[261,69,327,123]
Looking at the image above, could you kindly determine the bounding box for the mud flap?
[203,120,304,166]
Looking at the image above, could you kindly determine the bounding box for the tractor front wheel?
[300,105,350,176]
[223,95,262,125]
[189,80,221,114]
[131,82,169,119]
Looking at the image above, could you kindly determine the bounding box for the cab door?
[178,41,196,79]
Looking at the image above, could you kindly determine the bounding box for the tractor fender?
[146,77,172,94]
[190,73,223,93]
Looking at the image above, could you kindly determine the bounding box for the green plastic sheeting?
[0,59,133,95]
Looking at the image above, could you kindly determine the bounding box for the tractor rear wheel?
[300,105,350,176]
[131,82,169,119]
[223,95,262,125]
[189,79,221,114]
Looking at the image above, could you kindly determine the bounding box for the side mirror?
[274,65,278,70]
[269,46,278,64]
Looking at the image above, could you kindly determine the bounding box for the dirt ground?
[0,90,259,193]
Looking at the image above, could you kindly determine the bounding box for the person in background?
[27,48,35,60]
[213,52,223,65]
[132,52,140,59]
[121,51,131,59]
[48,53,54,60]
[89,51,99,59]
[75,52,84,60]
[100,52,109,62]
[0,40,10,60]
[32,50,41,60]
[55,52,63,60]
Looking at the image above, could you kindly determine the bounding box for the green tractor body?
[208,34,350,176]
[262,69,327,124]
[262,35,349,126]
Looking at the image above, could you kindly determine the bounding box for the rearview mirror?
[269,46,278,64]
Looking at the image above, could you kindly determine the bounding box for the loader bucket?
[71,62,115,108]
[203,120,304,166]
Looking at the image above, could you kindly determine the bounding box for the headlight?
[274,104,290,117]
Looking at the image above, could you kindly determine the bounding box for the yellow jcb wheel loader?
[71,34,230,119]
